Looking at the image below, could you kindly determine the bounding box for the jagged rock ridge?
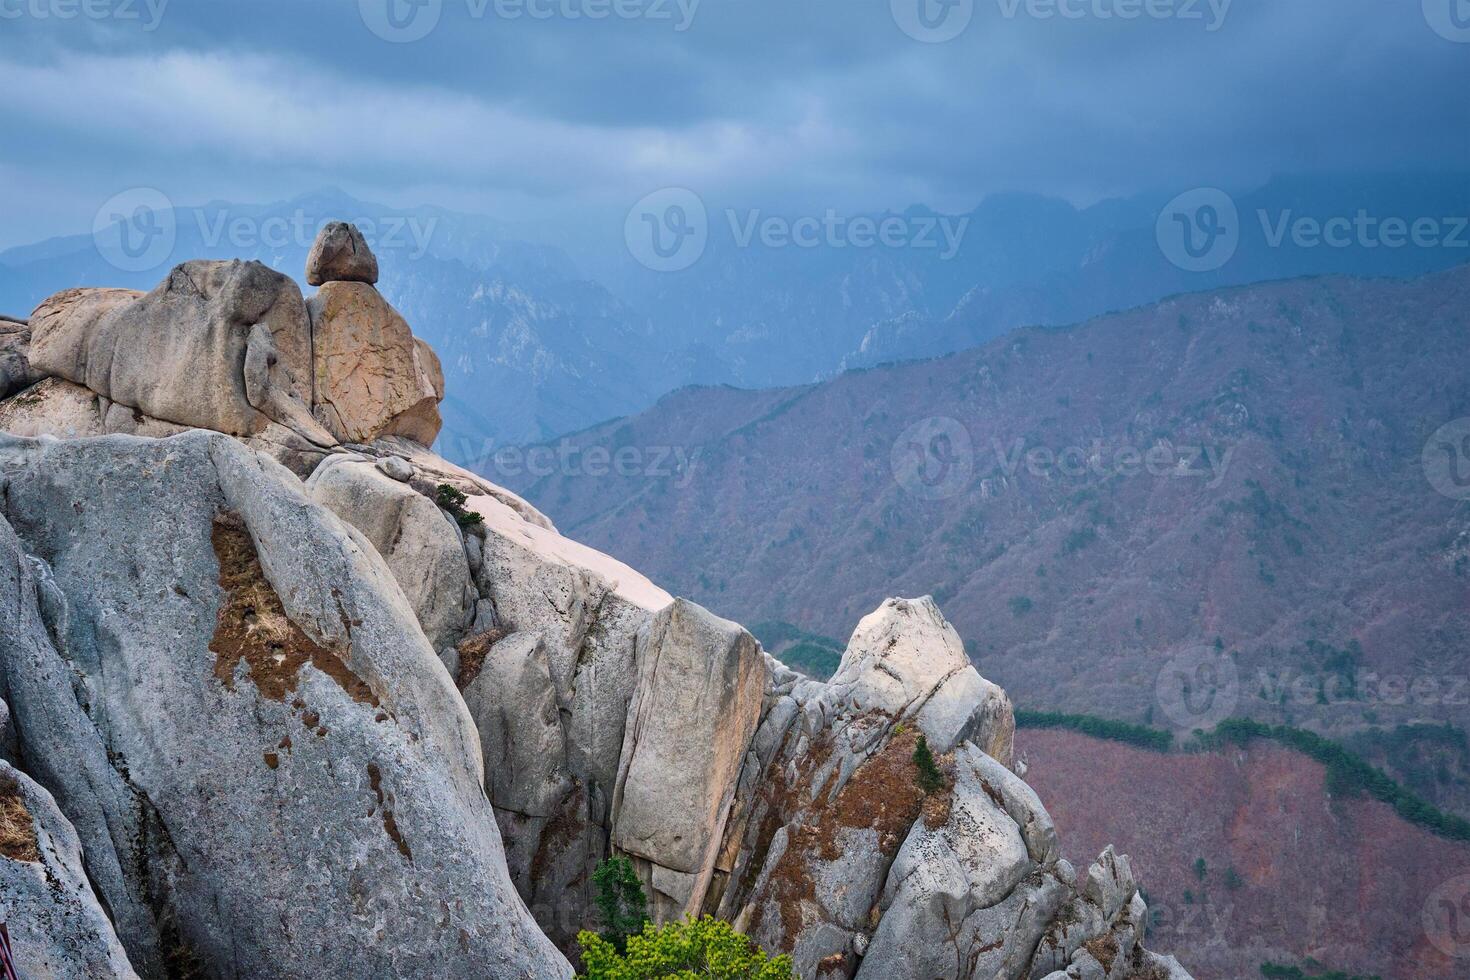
[0,224,1191,980]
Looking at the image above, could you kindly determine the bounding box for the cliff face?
[1021,729,1470,980]
[0,224,1192,980]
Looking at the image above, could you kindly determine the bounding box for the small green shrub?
[435,483,484,528]
[591,857,648,954]
[913,734,945,794]
[578,916,794,980]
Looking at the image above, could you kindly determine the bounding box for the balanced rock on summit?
[306,219,379,286]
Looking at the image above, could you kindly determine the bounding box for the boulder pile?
[0,224,1193,980]
[5,222,442,473]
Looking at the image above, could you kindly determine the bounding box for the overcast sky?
[1,0,1466,250]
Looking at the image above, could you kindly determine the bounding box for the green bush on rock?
[577,916,794,980]
[592,857,649,954]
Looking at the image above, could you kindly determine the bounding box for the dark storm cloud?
[0,0,1465,247]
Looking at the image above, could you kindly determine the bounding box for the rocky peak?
[0,228,1193,980]
[5,222,442,472]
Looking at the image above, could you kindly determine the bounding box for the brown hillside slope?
[500,266,1470,750]
[1021,728,1470,980]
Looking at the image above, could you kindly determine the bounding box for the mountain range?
[497,264,1470,786]
[2,174,1467,456]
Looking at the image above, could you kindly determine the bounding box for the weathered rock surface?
[30,263,316,438]
[828,597,1015,760]
[0,377,109,439]
[0,319,44,400]
[0,431,570,979]
[857,744,1052,980]
[457,478,671,949]
[462,631,573,820]
[306,220,379,286]
[0,759,140,979]
[0,235,1195,980]
[309,281,442,445]
[613,599,768,919]
[306,453,474,649]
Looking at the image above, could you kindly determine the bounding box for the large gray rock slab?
[307,454,474,649]
[0,430,570,979]
[0,759,140,979]
[613,599,767,918]
[462,632,572,819]
[29,262,316,438]
[0,375,331,478]
[454,478,669,951]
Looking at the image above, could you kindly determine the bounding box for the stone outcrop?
[612,600,768,920]
[308,281,442,444]
[29,264,319,439]
[0,317,44,400]
[307,220,379,286]
[0,431,570,979]
[16,223,445,463]
[0,758,140,979]
[306,453,475,649]
[0,229,1193,980]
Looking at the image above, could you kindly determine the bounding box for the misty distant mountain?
[3,176,1467,456]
